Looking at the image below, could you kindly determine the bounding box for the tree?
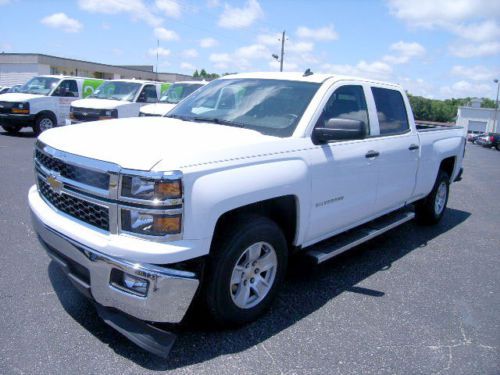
[193,70,199,78]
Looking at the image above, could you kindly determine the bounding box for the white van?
[0,75,104,135]
[139,81,207,117]
[68,80,170,124]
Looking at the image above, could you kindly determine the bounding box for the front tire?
[33,114,55,136]
[415,170,450,225]
[204,215,288,327]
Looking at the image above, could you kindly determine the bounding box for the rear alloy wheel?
[204,215,287,327]
[1,124,21,134]
[416,170,450,225]
[34,115,55,136]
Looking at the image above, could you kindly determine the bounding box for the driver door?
[52,79,79,126]
[305,83,379,244]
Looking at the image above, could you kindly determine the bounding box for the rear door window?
[371,87,409,135]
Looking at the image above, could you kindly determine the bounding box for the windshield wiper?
[166,114,192,121]
[192,117,245,128]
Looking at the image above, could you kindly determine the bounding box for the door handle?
[409,144,419,151]
[365,150,380,158]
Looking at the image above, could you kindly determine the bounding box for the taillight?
[490,136,494,142]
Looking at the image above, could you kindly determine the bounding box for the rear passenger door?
[369,86,419,214]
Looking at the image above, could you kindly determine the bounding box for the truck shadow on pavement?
[48,207,470,371]
[0,129,36,138]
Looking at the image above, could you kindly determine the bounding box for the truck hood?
[71,98,133,110]
[0,93,45,102]
[140,103,175,116]
[39,117,279,171]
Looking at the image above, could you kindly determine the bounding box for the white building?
[456,105,500,133]
[0,53,193,87]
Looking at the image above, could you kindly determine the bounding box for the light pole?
[494,79,499,133]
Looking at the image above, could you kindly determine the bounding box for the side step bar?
[305,209,415,264]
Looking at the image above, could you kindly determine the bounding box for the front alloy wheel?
[230,241,278,309]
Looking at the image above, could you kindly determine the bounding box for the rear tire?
[33,114,56,136]
[204,215,288,327]
[415,170,450,225]
[496,144,500,151]
[1,124,21,134]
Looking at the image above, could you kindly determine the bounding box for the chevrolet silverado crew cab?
[29,72,465,356]
[0,75,104,135]
[139,81,207,117]
[68,80,170,124]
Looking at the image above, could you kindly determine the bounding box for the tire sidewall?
[34,114,55,135]
[207,216,288,326]
[430,172,450,221]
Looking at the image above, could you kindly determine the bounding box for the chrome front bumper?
[31,209,200,323]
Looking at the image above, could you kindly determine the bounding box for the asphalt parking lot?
[0,129,499,375]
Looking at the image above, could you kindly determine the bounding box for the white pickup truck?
[29,72,465,356]
[0,75,104,135]
[68,80,170,124]
[139,81,207,117]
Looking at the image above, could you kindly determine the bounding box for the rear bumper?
[31,209,200,323]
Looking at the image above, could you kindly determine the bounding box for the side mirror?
[313,118,366,143]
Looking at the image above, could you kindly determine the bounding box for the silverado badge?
[47,173,63,194]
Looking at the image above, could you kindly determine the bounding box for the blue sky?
[1,0,499,99]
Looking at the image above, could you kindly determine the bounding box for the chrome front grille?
[38,178,110,230]
[35,149,110,190]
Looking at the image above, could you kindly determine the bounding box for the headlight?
[121,209,181,236]
[11,102,29,114]
[99,109,118,119]
[121,174,182,201]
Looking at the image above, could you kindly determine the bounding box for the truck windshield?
[18,77,60,96]
[89,81,142,102]
[160,83,204,104]
[166,79,320,137]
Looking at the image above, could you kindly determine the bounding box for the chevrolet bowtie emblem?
[47,174,63,194]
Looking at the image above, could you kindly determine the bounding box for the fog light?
[121,272,149,296]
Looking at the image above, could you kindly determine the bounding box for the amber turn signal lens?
[153,215,181,234]
[155,180,182,199]
[11,108,29,114]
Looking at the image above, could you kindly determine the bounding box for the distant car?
[485,133,500,151]
[0,86,10,95]
[475,134,492,147]
[7,84,22,93]
[468,132,486,143]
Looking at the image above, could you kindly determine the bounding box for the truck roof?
[38,75,103,81]
[220,72,401,89]
[110,79,161,85]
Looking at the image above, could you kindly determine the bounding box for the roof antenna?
[303,68,313,77]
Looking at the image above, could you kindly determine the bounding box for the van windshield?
[89,81,142,102]
[160,83,204,104]
[18,77,60,95]
[166,78,320,137]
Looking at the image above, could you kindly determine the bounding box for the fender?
[182,158,310,247]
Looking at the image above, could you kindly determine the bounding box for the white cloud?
[287,41,314,54]
[383,41,426,64]
[321,60,393,80]
[257,32,281,46]
[200,37,218,48]
[449,20,500,43]
[41,13,83,33]
[182,49,198,58]
[235,44,270,60]
[387,0,500,28]
[155,0,181,18]
[148,47,171,57]
[209,53,231,69]
[440,80,493,98]
[206,0,220,8]
[78,0,162,27]
[0,42,13,52]
[269,60,299,72]
[154,27,179,41]
[296,25,338,41]
[218,0,263,29]
[0,0,11,5]
[180,62,196,71]
[449,41,500,58]
[451,65,500,81]
[399,77,435,98]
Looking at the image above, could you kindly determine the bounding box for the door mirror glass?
[313,118,367,143]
